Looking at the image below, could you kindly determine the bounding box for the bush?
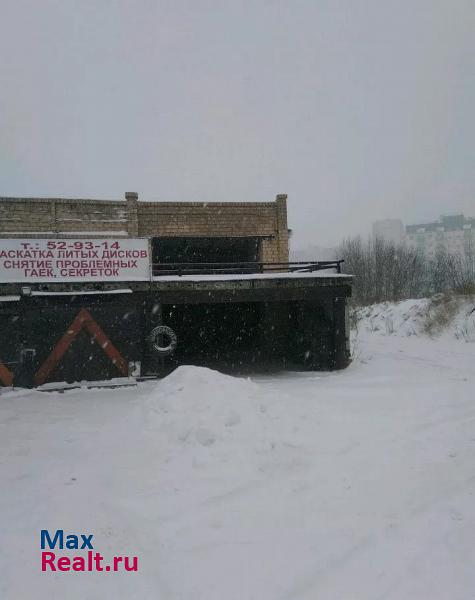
[422,292,462,337]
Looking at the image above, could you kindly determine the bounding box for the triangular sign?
[0,359,13,386]
[34,308,128,385]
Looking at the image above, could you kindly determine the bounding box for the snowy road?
[1,332,474,599]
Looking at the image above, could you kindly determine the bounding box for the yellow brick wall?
[0,194,289,263]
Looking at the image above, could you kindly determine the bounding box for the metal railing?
[152,260,344,277]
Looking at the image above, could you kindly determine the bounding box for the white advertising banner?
[0,238,150,282]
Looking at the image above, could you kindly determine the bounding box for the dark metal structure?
[0,261,352,388]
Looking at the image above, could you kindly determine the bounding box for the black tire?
[148,325,178,357]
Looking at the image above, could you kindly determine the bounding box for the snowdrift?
[142,366,261,449]
[353,296,475,341]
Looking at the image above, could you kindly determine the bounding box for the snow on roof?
[55,230,129,236]
[30,289,133,296]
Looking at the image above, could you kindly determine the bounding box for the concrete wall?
[0,192,289,263]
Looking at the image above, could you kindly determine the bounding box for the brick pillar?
[275,193,289,263]
[51,199,58,237]
[125,192,139,237]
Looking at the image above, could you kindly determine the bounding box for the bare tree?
[337,235,474,305]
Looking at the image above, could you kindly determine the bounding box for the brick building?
[0,192,289,266]
[0,192,352,386]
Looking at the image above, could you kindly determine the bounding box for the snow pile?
[353,298,431,336]
[142,366,261,449]
[353,296,475,341]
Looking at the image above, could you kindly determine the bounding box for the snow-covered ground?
[1,304,475,599]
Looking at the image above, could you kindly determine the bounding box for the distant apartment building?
[372,219,404,245]
[405,214,475,258]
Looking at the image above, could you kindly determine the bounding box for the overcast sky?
[1,0,474,248]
